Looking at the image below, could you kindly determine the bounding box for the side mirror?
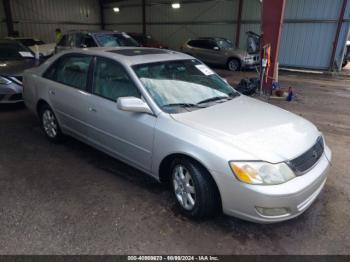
[213,46,220,51]
[80,44,87,48]
[117,97,153,114]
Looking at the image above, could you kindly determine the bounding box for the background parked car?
[55,30,139,53]
[181,37,260,71]
[342,41,350,68]
[6,37,56,58]
[127,32,168,49]
[0,39,39,104]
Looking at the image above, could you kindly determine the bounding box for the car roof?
[197,37,228,41]
[6,37,37,40]
[59,47,192,66]
[64,30,124,35]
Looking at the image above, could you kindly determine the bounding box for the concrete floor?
[0,66,350,255]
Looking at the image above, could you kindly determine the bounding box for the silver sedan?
[23,48,331,223]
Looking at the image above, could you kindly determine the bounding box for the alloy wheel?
[172,164,196,211]
[42,109,58,138]
[228,60,239,71]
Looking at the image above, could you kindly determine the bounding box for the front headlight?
[229,161,296,185]
[0,76,12,85]
[244,56,254,61]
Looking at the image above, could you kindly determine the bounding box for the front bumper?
[242,55,260,68]
[0,82,23,104]
[215,146,331,223]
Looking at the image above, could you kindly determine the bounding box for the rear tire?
[39,104,63,143]
[227,58,241,71]
[170,158,220,219]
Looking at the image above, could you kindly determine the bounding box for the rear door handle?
[49,90,55,95]
[88,107,97,113]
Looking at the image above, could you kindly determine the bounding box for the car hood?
[0,59,39,76]
[29,43,56,56]
[171,96,320,163]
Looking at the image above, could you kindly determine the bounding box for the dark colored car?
[0,39,39,104]
[127,32,168,49]
[55,30,139,53]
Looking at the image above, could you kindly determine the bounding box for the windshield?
[216,39,234,49]
[133,59,239,113]
[94,33,139,47]
[0,42,35,60]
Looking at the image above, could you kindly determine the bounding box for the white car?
[23,47,332,223]
[7,37,56,58]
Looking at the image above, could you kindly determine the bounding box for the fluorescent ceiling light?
[113,7,120,12]
[172,3,181,9]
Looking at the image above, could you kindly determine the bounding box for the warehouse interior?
[0,0,350,257]
[1,0,349,70]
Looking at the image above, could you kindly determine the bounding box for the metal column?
[261,0,286,94]
[235,0,243,48]
[329,0,348,70]
[3,0,15,36]
[99,0,106,30]
[142,0,146,35]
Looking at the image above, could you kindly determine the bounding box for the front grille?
[9,93,23,101]
[288,136,324,175]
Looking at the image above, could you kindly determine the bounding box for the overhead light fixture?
[171,2,181,9]
[113,7,120,13]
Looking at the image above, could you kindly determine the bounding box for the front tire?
[227,58,241,71]
[170,158,220,219]
[39,104,63,143]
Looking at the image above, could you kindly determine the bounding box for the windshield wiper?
[197,96,232,105]
[161,103,206,108]
[228,92,240,98]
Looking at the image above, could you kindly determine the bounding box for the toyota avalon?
[23,48,331,223]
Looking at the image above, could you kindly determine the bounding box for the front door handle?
[88,107,97,113]
[49,90,55,95]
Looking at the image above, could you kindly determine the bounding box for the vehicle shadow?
[62,136,167,195]
[0,103,26,112]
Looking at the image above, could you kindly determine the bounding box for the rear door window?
[188,40,214,49]
[202,40,216,49]
[44,54,92,91]
[188,40,202,48]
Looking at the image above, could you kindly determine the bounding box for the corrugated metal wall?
[105,0,240,50]
[335,0,350,69]
[279,0,346,70]
[104,0,350,71]
[147,0,238,49]
[0,1,8,38]
[10,0,101,43]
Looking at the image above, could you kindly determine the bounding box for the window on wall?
[93,57,140,101]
